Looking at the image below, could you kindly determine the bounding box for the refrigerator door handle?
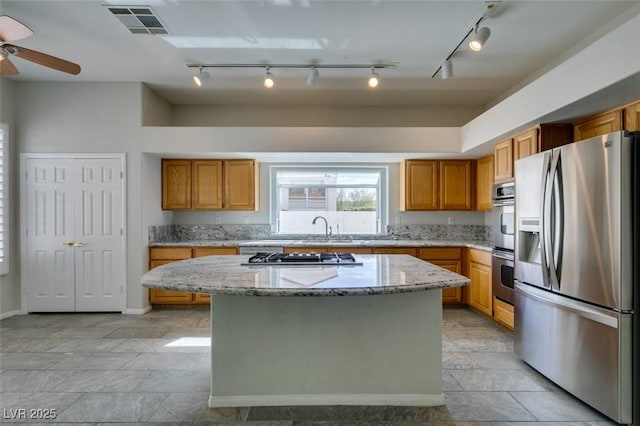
[549,151,564,290]
[540,151,553,289]
[515,282,619,328]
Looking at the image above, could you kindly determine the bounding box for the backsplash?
[149,224,491,243]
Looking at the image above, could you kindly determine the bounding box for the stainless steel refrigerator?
[514,130,639,424]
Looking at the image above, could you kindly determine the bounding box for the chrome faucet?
[312,215,332,239]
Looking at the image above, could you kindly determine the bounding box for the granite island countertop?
[148,239,493,251]
[141,254,470,297]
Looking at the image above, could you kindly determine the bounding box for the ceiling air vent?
[105,5,169,35]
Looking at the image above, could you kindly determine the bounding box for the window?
[0,123,8,274]
[271,166,387,235]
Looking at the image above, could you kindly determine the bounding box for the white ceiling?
[0,0,637,109]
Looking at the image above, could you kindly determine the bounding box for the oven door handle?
[492,253,514,262]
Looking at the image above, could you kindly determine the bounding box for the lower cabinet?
[149,246,237,305]
[493,296,514,330]
[467,249,493,317]
[418,248,464,305]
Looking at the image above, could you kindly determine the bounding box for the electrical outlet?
[243,216,249,224]
[447,216,455,225]
[215,216,222,224]
[395,216,401,224]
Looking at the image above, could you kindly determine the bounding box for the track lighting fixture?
[186,62,397,88]
[263,67,274,88]
[441,60,453,79]
[469,26,491,51]
[193,67,210,87]
[368,67,379,88]
[431,1,501,79]
[307,66,319,87]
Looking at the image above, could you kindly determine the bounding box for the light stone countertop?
[141,254,470,297]
[148,239,493,251]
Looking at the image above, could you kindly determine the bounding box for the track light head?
[469,26,490,51]
[368,67,379,88]
[263,67,274,88]
[307,66,319,87]
[193,67,210,87]
[441,60,453,79]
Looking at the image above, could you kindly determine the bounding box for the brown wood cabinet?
[624,100,640,131]
[192,160,223,209]
[399,160,439,210]
[467,248,492,317]
[475,155,493,211]
[514,128,539,161]
[224,159,258,210]
[574,109,623,141]
[162,159,258,211]
[439,160,473,210]
[400,160,472,211]
[493,296,514,330]
[149,246,237,304]
[418,248,464,304]
[493,138,514,184]
[373,247,418,256]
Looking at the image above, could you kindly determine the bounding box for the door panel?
[26,160,76,312]
[75,159,124,311]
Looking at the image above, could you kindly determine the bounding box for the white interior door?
[24,156,125,312]
[25,159,76,312]
[74,159,124,311]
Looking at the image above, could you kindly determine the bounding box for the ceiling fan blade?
[0,57,19,75]
[0,15,33,42]
[4,43,80,75]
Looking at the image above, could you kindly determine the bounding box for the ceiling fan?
[0,15,80,76]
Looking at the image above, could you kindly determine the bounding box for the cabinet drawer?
[418,247,462,260]
[149,247,192,260]
[468,248,491,266]
[193,247,237,257]
[373,248,417,256]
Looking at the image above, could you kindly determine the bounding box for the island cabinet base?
[209,291,444,408]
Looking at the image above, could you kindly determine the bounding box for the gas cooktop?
[242,252,362,266]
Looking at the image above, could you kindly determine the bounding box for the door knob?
[72,242,84,247]
[62,241,75,246]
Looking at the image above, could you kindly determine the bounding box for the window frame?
[270,165,388,235]
[0,123,8,275]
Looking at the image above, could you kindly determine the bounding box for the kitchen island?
[141,254,469,408]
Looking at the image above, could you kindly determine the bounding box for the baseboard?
[208,393,445,408]
[0,309,21,320]
[124,306,152,315]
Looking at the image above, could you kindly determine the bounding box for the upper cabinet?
[162,159,258,211]
[439,160,473,210]
[400,160,472,211]
[514,128,539,161]
[476,155,493,211]
[493,138,514,184]
[624,100,640,132]
[399,160,439,210]
[573,110,623,141]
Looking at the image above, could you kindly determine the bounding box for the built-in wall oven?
[492,182,515,304]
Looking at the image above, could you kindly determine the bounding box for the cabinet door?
[493,296,514,330]
[494,138,514,184]
[224,160,257,210]
[431,260,464,304]
[574,110,623,141]
[192,160,223,210]
[468,261,492,317]
[402,160,438,210]
[162,160,192,210]
[514,128,539,160]
[476,155,493,211]
[373,248,417,256]
[439,160,472,210]
[149,260,194,303]
[192,247,236,303]
[625,100,640,131]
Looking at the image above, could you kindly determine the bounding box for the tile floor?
[0,307,615,425]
